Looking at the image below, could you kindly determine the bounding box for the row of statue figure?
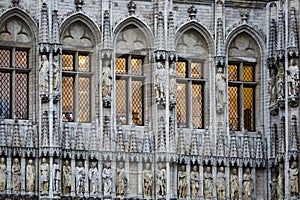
[269,59,299,105]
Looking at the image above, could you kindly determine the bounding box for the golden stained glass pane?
[176,62,186,78]
[15,51,27,68]
[132,81,143,125]
[62,54,74,71]
[62,76,74,122]
[243,66,254,82]
[0,50,10,67]
[191,63,201,79]
[79,77,90,122]
[176,83,187,127]
[228,64,238,81]
[78,55,89,72]
[192,84,202,128]
[116,79,127,124]
[131,59,143,75]
[228,86,238,130]
[15,73,28,119]
[244,87,254,131]
[116,58,127,74]
[0,72,11,118]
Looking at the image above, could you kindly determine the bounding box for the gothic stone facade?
[0,0,299,199]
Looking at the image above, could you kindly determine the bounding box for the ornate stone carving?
[277,163,284,199]
[190,166,199,198]
[11,158,21,192]
[269,68,277,106]
[188,5,197,20]
[216,67,226,113]
[289,161,299,198]
[178,165,188,198]
[0,157,7,191]
[26,159,35,193]
[53,159,61,193]
[40,158,49,193]
[102,59,112,107]
[204,166,213,199]
[116,162,127,197]
[127,0,136,15]
[230,168,239,200]
[102,163,112,196]
[89,161,98,195]
[216,167,226,200]
[62,160,71,194]
[53,55,60,94]
[155,62,166,105]
[40,55,49,97]
[242,168,253,200]
[142,163,152,198]
[169,62,176,105]
[157,163,166,197]
[75,161,85,195]
[287,59,299,97]
[75,0,84,11]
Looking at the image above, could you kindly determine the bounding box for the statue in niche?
[11,158,21,192]
[289,161,299,198]
[169,63,177,101]
[277,163,284,199]
[230,168,239,200]
[26,159,35,193]
[178,165,188,198]
[190,166,199,198]
[53,55,60,93]
[53,159,61,192]
[102,60,112,98]
[0,157,7,191]
[242,168,253,200]
[40,158,49,193]
[116,162,127,197]
[102,162,112,196]
[270,168,278,200]
[204,166,213,199]
[287,59,299,96]
[142,163,152,198]
[89,162,98,195]
[216,67,226,112]
[269,68,277,105]
[216,167,226,200]
[62,160,71,194]
[157,163,166,196]
[276,62,285,100]
[39,55,49,94]
[155,62,166,102]
[75,161,85,195]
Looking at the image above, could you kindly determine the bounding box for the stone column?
[71,159,76,196]
[21,157,26,194]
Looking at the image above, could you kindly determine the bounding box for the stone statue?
[89,162,98,195]
[242,168,253,200]
[190,166,199,198]
[0,157,7,191]
[216,167,226,200]
[53,159,61,192]
[269,68,277,105]
[230,168,239,200]
[11,158,21,192]
[178,165,188,198]
[287,59,299,96]
[157,163,166,197]
[270,168,278,200]
[53,55,60,93]
[26,159,35,193]
[142,163,152,198]
[276,62,285,100]
[116,162,127,197]
[155,62,166,101]
[216,67,226,111]
[39,55,49,94]
[63,160,71,194]
[75,161,85,195]
[204,166,213,199]
[277,163,284,199]
[40,158,49,193]
[102,162,112,196]
[289,161,299,198]
[102,60,112,98]
[169,63,177,101]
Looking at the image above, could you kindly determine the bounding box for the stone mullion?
[20,157,26,194]
[71,158,76,196]
[199,165,204,199]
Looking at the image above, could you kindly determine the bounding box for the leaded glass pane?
[0,50,10,67]
[176,62,186,78]
[131,58,143,75]
[191,63,201,79]
[78,55,89,72]
[244,87,254,131]
[0,72,11,118]
[116,58,126,74]
[15,73,28,119]
[243,65,254,82]
[192,84,202,128]
[177,83,186,127]
[62,54,74,71]
[228,64,238,81]
[62,76,74,122]
[228,86,238,130]
[79,77,90,122]
[116,79,127,124]
[132,80,143,125]
[15,50,27,68]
